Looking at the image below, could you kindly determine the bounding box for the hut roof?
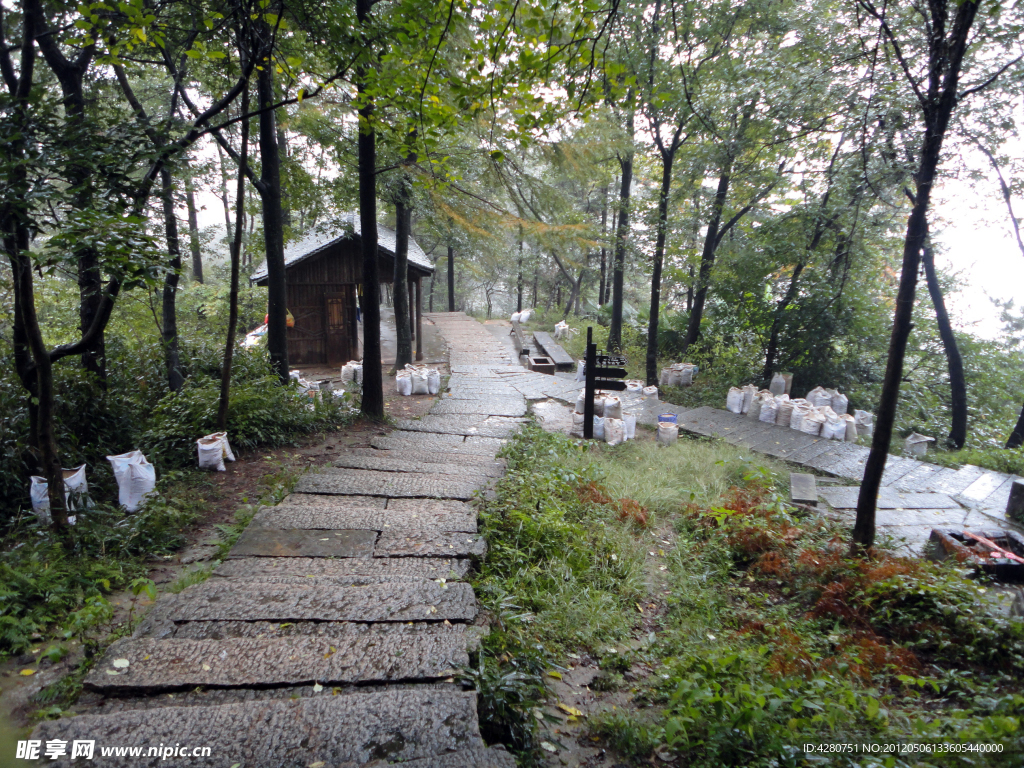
[251,214,433,283]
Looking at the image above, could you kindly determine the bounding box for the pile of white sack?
[396,364,441,396]
[197,432,236,472]
[660,363,698,387]
[575,367,658,400]
[569,391,636,445]
[341,360,364,387]
[29,464,91,525]
[727,383,873,441]
[510,309,533,324]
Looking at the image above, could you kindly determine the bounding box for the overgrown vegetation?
[473,427,1024,766]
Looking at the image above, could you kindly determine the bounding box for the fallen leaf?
[105,670,119,676]
[112,658,130,669]
[19,669,35,676]
[557,703,584,717]
[540,741,558,753]
[546,670,562,680]
[202,663,211,671]
[313,683,323,692]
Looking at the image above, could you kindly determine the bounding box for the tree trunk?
[357,0,384,418]
[853,0,979,554]
[922,243,967,449]
[517,227,523,313]
[218,144,233,245]
[160,167,185,392]
[184,173,204,283]
[646,154,673,385]
[258,57,289,383]
[1006,405,1024,449]
[762,263,805,383]
[393,181,413,370]
[218,84,249,430]
[682,164,732,353]
[599,186,608,307]
[609,114,634,352]
[447,245,455,311]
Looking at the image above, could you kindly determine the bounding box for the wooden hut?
[251,216,434,366]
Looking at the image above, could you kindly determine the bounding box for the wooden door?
[325,288,356,366]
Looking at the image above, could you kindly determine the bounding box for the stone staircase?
[32,313,520,767]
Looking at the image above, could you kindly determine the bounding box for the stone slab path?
[33,313,519,768]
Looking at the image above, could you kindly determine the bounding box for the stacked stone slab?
[32,313,521,768]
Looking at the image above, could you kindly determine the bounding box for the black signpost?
[583,326,628,439]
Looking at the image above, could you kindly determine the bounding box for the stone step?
[250,503,477,532]
[294,468,487,500]
[371,433,504,455]
[33,688,485,767]
[393,746,517,767]
[229,527,378,558]
[280,493,386,507]
[395,415,524,438]
[158,619,482,643]
[137,578,477,629]
[212,556,471,582]
[377,530,487,558]
[349,447,505,466]
[226,527,485,559]
[819,487,961,510]
[331,454,505,477]
[430,398,528,417]
[86,625,469,692]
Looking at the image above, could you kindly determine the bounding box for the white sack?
[510,312,521,323]
[854,410,874,437]
[207,432,235,462]
[789,403,810,432]
[575,392,586,413]
[677,365,694,386]
[570,411,585,439]
[106,450,155,512]
[593,397,605,418]
[62,464,91,510]
[30,476,50,521]
[197,436,226,472]
[624,413,637,440]
[643,386,659,400]
[625,380,644,393]
[519,309,532,323]
[592,416,605,441]
[605,418,625,446]
[396,371,413,396]
[741,384,757,415]
[806,386,832,408]
[822,410,846,440]
[758,395,778,424]
[769,373,787,396]
[427,369,441,395]
[830,391,849,416]
[604,396,623,421]
[800,408,826,436]
[726,387,745,415]
[774,394,794,426]
[842,413,858,442]
[411,368,429,395]
[657,421,678,446]
[660,368,671,387]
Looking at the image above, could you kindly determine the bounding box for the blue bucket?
[659,413,677,424]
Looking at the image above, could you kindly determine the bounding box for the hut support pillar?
[415,277,423,361]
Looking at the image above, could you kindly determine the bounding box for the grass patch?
[928,446,1024,477]
[473,426,1024,766]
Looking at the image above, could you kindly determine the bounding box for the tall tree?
[853,0,982,553]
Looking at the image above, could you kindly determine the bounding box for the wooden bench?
[510,320,530,356]
[532,331,575,372]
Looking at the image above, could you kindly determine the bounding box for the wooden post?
[415,277,423,361]
[408,281,415,341]
[583,326,596,439]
